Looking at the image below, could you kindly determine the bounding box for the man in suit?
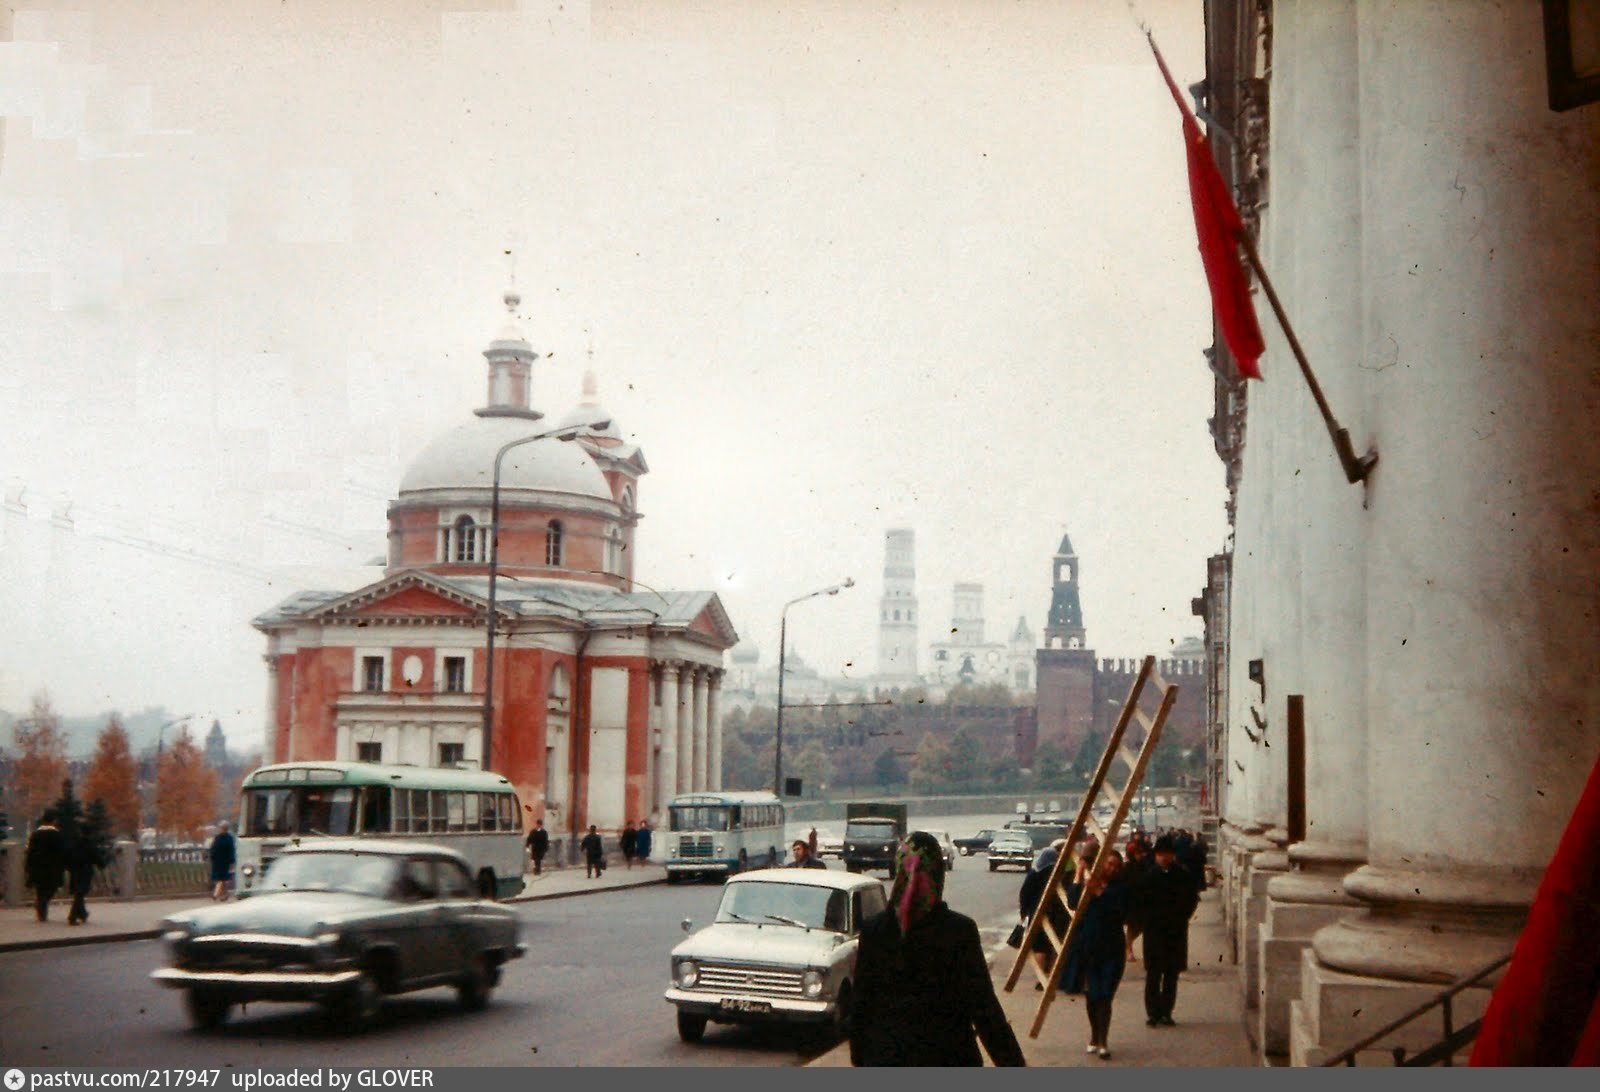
[526,819,550,875]
[1131,834,1200,1026]
[24,811,67,923]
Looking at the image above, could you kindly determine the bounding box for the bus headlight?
[675,960,700,988]
[801,969,824,998]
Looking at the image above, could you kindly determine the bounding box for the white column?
[691,669,709,791]
[675,664,693,794]
[707,671,723,791]
[659,662,680,799]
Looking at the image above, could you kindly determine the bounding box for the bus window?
[299,787,356,835]
[461,792,480,832]
[730,806,742,830]
[411,790,431,833]
[244,788,295,836]
[431,790,449,833]
[478,793,496,831]
[498,793,517,832]
[360,787,393,833]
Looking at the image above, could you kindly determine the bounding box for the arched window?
[605,526,623,574]
[545,520,564,567]
[453,515,477,563]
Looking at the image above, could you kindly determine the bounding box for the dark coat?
[1018,866,1066,956]
[850,902,1026,1067]
[66,837,100,896]
[788,856,826,869]
[1061,879,1129,1003]
[209,830,237,883]
[620,828,638,856]
[634,827,652,859]
[1132,862,1200,971]
[24,824,67,892]
[580,831,604,862]
[526,826,550,857]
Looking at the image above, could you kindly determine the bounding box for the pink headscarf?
[889,832,946,933]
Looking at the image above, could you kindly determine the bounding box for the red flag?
[1469,750,1600,1065]
[1149,36,1265,380]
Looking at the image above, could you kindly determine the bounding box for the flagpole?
[1234,229,1379,486]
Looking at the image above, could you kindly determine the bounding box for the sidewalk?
[808,886,1253,1068]
[0,860,665,954]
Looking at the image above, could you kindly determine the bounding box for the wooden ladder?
[1002,654,1179,1038]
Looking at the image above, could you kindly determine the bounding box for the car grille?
[694,963,805,997]
[677,835,714,858]
[182,937,315,972]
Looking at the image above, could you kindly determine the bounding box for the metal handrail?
[1320,952,1513,1066]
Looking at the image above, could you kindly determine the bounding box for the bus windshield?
[243,786,358,837]
[670,805,730,832]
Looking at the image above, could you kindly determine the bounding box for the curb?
[0,875,667,955]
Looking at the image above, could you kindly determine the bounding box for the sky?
[0,0,1226,756]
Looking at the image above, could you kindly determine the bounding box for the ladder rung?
[1117,740,1141,772]
[1134,706,1157,735]
[1099,781,1124,814]
[1085,812,1107,840]
[1050,885,1075,916]
[1037,916,1062,949]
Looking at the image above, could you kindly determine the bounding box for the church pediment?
[303,572,489,624]
[682,593,739,648]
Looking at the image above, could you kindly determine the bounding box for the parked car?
[150,840,524,1032]
[920,829,957,870]
[987,830,1035,872]
[815,827,844,859]
[665,868,888,1043]
[953,829,997,856]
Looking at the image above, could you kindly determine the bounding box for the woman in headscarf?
[1017,838,1068,987]
[849,831,1026,1067]
[1061,847,1130,1060]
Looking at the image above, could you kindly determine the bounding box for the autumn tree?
[83,715,142,838]
[909,734,953,794]
[872,748,904,789]
[790,738,833,800]
[155,729,220,842]
[9,692,69,828]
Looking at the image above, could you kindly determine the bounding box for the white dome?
[399,414,614,500]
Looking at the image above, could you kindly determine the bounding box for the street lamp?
[481,419,611,774]
[774,578,855,796]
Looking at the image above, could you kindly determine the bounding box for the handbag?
[1006,922,1027,949]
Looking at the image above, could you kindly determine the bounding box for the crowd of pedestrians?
[1015,826,1208,1060]
[527,819,654,878]
[22,809,110,925]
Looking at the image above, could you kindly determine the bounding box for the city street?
[0,818,1026,1068]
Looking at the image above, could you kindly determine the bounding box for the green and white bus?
[235,762,527,899]
[664,790,787,882]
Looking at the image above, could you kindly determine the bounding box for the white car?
[814,828,844,859]
[665,869,887,1043]
[920,829,957,871]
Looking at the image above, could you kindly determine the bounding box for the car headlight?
[801,969,824,998]
[675,959,700,988]
[241,865,256,878]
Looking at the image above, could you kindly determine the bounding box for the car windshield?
[258,852,399,898]
[716,881,849,932]
[993,835,1031,849]
[845,820,897,838]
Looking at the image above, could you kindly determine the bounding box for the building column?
[659,661,681,800]
[691,668,709,792]
[675,664,693,795]
[1290,0,1600,1065]
[707,670,723,791]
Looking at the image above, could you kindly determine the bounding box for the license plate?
[720,998,771,1014]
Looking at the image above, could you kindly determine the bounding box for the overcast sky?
[0,0,1224,754]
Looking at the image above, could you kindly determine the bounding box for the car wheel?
[989,860,998,872]
[457,955,493,1012]
[768,846,779,868]
[330,968,382,1033]
[677,1009,708,1043]
[185,989,231,1031]
[845,862,859,873]
[829,982,854,1042]
[737,849,749,874]
[476,869,497,900]
[666,872,681,884]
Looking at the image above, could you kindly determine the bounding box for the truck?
[841,802,909,874]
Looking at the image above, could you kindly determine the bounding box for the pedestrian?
[788,839,826,869]
[634,820,652,864]
[849,831,1027,1067]
[621,821,638,869]
[65,828,101,926]
[1017,839,1067,988]
[1130,833,1200,1027]
[580,824,605,879]
[526,818,550,875]
[808,826,819,858]
[1061,848,1130,1059]
[1122,833,1154,961]
[23,811,67,923]
[209,821,237,902]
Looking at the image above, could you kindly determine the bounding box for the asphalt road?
[0,817,1028,1068]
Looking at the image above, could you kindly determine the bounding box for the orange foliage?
[154,729,220,841]
[8,693,69,827]
[83,715,143,838]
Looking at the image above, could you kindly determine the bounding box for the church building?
[253,293,739,839]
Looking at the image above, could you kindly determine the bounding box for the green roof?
[242,761,516,792]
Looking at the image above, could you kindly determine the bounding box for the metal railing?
[1320,952,1512,1066]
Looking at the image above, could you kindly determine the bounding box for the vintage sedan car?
[814,827,844,859]
[665,868,887,1043]
[987,830,1035,872]
[150,840,524,1032]
[953,828,997,856]
[920,829,957,871]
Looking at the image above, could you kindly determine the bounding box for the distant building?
[203,720,229,768]
[876,528,920,681]
[926,584,1034,694]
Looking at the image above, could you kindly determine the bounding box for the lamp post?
[481,419,611,774]
[774,578,854,797]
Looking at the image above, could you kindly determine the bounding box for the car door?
[433,857,481,975]
[394,856,447,982]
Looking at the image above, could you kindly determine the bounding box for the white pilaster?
[659,663,680,800]
[707,671,723,791]
[691,669,709,792]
